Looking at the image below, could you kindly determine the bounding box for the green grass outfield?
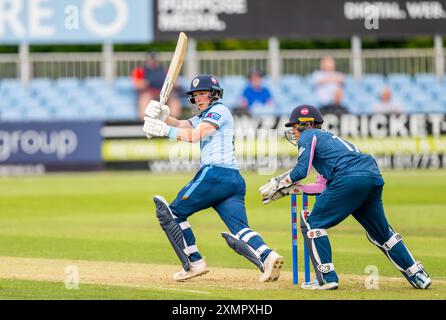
[0,170,445,300]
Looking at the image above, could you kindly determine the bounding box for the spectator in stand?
[131,52,183,120]
[237,68,273,116]
[319,88,349,116]
[310,56,345,107]
[372,86,405,114]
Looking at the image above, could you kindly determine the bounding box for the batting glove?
[143,117,175,139]
[144,100,170,122]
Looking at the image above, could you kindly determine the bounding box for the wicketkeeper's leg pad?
[154,195,191,271]
[366,227,431,288]
[300,211,338,285]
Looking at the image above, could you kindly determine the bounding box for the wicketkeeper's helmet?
[284,105,324,145]
[285,105,324,128]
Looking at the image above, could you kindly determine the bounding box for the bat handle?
[159,97,167,107]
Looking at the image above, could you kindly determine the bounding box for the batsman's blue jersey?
[290,129,381,183]
[188,102,238,170]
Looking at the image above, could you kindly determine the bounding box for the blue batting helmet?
[186,74,224,100]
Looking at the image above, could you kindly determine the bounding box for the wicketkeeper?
[142,74,283,281]
[259,105,431,290]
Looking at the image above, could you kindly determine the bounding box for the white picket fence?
[0,48,440,80]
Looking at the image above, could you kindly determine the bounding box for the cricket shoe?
[413,272,431,289]
[409,263,432,289]
[301,279,338,290]
[173,259,209,281]
[259,250,284,282]
[404,262,432,289]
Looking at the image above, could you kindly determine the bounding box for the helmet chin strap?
[284,121,315,145]
[189,92,220,115]
[191,104,201,115]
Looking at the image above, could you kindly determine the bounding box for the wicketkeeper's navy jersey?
[290,128,381,183]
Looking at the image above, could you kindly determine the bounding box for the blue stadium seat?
[221,92,241,109]
[280,75,303,95]
[0,79,22,91]
[345,81,365,95]
[56,78,80,93]
[29,78,53,92]
[34,86,59,102]
[269,85,282,99]
[53,105,85,120]
[354,96,375,114]
[363,73,385,83]
[222,75,248,91]
[3,86,29,100]
[387,73,413,90]
[343,75,358,88]
[40,91,63,106]
[412,97,437,113]
[114,77,135,94]
[1,107,23,121]
[84,78,109,95]
[436,98,446,111]
[291,84,312,97]
[428,86,444,100]
[362,74,386,93]
[93,90,120,108]
[414,73,438,90]
[275,96,296,116]
[399,85,427,101]
[424,103,444,113]
[26,106,52,121]
[108,103,138,120]
[345,86,371,104]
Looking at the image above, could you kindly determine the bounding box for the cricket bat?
[146,32,188,139]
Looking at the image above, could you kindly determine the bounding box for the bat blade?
[159,32,188,106]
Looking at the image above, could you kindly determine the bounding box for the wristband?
[168,127,179,141]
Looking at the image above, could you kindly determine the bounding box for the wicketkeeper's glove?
[259,171,296,204]
[261,183,304,204]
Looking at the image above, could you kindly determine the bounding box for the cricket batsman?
[142,74,283,281]
[259,105,432,290]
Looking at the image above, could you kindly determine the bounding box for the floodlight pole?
[434,34,444,81]
[268,37,280,86]
[351,35,362,80]
[103,42,115,85]
[19,42,30,86]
